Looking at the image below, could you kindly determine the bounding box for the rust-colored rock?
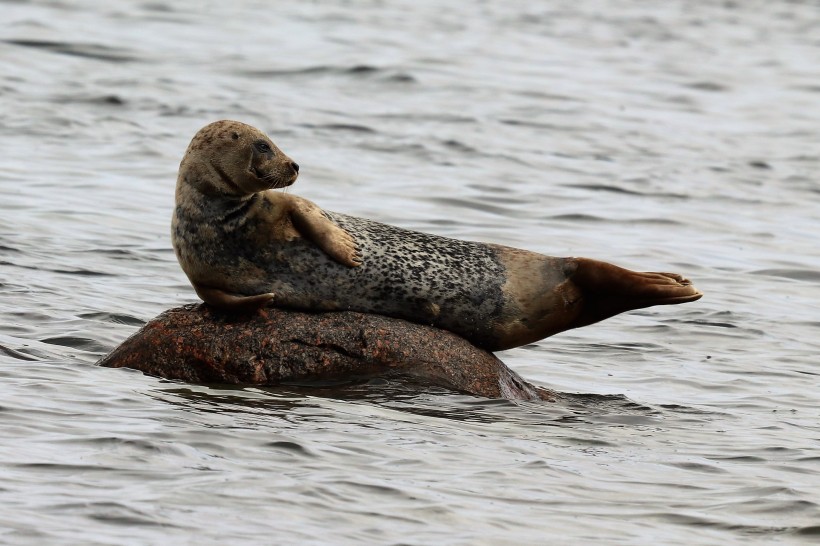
[98,304,554,401]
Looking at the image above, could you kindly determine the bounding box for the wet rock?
[97,304,554,401]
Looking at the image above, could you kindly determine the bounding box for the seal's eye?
[254,141,273,155]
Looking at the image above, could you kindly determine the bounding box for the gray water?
[1,1,819,544]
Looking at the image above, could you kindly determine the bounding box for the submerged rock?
[98,304,554,401]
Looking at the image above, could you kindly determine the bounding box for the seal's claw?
[333,229,361,267]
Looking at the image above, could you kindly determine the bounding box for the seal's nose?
[290,162,300,173]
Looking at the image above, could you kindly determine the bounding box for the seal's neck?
[177,153,253,200]
[176,173,257,221]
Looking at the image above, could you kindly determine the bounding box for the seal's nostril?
[291,162,300,173]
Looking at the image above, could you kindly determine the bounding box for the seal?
[172,120,702,351]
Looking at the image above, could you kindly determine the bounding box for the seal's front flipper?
[193,283,275,312]
[290,201,362,267]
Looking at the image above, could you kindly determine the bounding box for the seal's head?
[179,120,299,197]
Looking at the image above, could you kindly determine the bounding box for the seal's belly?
[254,212,509,342]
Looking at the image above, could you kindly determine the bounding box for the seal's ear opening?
[231,131,239,140]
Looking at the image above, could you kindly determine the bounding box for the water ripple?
[3,39,140,62]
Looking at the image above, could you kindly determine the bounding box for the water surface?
[1,1,819,544]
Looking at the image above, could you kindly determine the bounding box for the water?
[1,1,819,544]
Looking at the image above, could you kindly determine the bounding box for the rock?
[97,304,554,401]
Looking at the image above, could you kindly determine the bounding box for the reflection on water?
[156,381,663,427]
[1,0,819,544]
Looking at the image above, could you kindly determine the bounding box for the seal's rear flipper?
[569,257,703,329]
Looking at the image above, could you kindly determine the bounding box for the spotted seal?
[172,120,702,351]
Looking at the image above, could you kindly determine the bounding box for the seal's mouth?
[251,167,297,190]
[269,177,296,190]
